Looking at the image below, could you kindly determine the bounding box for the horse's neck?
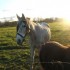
[29,21,37,30]
[30,23,45,46]
[28,21,38,45]
[29,21,36,34]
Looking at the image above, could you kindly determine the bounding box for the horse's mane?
[26,18,37,30]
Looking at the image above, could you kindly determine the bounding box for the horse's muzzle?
[17,39,22,45]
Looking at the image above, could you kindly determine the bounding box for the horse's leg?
[30,46,35,70]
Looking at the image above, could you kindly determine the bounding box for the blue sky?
[0,0,13,10]
[0,0,15,19]
[0,0,8,10]
[0,0,70,20]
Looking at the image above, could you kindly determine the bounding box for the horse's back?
[40,22,50,28]
[35,22,51,45]
[39,41,67,62]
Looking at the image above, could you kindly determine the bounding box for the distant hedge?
[0,21,17,27]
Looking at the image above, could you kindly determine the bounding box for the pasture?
[0,21,70,70]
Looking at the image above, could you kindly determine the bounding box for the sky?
[0,0,70,20]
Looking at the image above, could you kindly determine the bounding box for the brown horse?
[39,41,70,70]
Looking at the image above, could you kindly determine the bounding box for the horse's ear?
[16,14,20,19]
[22,13,26,20]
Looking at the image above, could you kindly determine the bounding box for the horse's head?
[16,14,30,45]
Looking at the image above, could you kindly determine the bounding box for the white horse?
[16,14,51,70]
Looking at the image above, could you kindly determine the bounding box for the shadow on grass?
[0,46,29,50]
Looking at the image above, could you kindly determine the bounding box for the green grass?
[49,21,70,45]
[0,27,30,70]
[0,27,16,46]
[0,21,70,70]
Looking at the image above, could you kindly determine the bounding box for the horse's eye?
[22,25,26,27]
[24,25,26,27]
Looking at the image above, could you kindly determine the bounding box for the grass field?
[0,21,70,70]
[50,21,70,45]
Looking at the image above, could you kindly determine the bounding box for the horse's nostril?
[17,39,21,44]
[18,39,21,43]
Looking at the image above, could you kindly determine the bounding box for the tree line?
[0,17,63,27]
